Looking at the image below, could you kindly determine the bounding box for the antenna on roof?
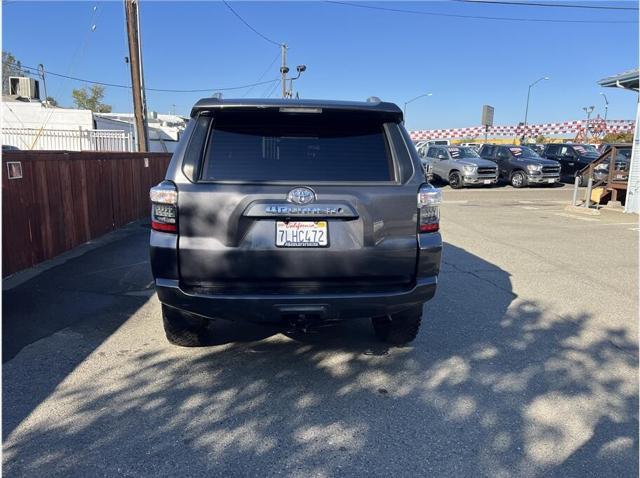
[366,96,381,103]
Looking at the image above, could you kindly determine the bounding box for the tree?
[535,135,547,144]
[2,51,27,94]
[71,85,112,112]
[602,132,634,144]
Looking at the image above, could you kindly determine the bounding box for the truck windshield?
[509,147,540,159]
[448,147,479,159]
[201,110,395,182]
[574,145,598,156]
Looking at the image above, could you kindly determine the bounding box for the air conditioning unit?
[9,77,41,100]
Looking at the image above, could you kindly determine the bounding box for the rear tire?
[162,304,208,347]
[510,170,527,188]
[449,171,463,189]
[372,305,423,345]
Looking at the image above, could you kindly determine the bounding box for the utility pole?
[280,44,289,98]
[124,0,149,152]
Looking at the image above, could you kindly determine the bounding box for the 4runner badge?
[287,187,316,205]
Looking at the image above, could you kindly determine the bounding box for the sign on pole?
[482,105,494,127]
[482,105,494,142]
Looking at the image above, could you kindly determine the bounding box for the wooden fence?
[2,151,172,277]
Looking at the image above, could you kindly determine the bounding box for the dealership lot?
[3,186,637,478]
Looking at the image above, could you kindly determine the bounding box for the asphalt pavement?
[3,185,638,477]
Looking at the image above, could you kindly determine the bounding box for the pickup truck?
[421,145,498,189]
[479,144,561,188]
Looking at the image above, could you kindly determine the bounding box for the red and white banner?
[409,119,635,141]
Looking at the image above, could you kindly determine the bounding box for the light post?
[288,64,306,98]
[582,105,595,141]
[522,76,550,142]
[600,92,609,122]
[403,92,433,124]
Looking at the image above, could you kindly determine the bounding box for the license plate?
[483,179,491,184]
[276,221,328,247]
[548,178,556,183]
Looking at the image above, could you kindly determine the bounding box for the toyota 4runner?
[150,98,443,346]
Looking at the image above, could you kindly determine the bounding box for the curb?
[564,205,601,216]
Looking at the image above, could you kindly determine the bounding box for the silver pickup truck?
[421,145,498,189]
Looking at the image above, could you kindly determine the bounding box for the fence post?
[583,178,593,209]
[572,176,580,206]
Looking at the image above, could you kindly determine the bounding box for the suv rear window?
[200,111,394,182]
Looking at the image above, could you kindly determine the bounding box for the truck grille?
[542,166,560,174]
[477,167,497,175]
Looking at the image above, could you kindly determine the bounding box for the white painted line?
[519,206,539,210]
[629,227,640,232]
[593,222,640,226]
[443,200,469,204]
[554,212,601,222]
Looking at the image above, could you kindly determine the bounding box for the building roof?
[189,98,403,120]
[598,69,639,91]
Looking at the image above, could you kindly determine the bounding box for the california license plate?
[483,179,491,184]
[548,178,555,183]
[276,221,328,247]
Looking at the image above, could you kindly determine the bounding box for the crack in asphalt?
[442,259,517,299]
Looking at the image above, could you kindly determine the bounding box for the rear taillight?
[150,181,178,233]
[418,185,441,233]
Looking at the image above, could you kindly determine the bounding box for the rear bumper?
[155,276,437,323]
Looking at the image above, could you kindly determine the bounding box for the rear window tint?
[200,111,394,182]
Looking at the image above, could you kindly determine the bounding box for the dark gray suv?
[150,98,442,346]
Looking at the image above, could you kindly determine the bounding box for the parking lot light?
[403,92,433,124]
[600,92,609,121]
[522,76,550,142]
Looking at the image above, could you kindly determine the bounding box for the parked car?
[422,145,498,189]
[478,144,560,188]
[591,144,632,183]
[150,98,443,346]
[2,144,20,151]
[542,143,600,185]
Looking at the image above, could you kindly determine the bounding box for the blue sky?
[3,1,638,130]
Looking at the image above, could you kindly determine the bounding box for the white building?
[599,69,640,214]
[2,76,186,152]
[2,97,132,152]
[94,112,188,153]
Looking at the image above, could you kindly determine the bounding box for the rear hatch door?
[177,107,419,292]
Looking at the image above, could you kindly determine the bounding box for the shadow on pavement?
[2,241,638,477]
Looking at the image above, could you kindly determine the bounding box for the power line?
[222,1,282,46]
[6,63,280,93]
[242,51,281,98]
[452,0,638,11]
[326,1,636,23]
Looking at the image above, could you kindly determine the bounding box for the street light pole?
[522,76,549,143]
[403,92,433,124]
[582,105,595,142]
[600,92,609,122]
